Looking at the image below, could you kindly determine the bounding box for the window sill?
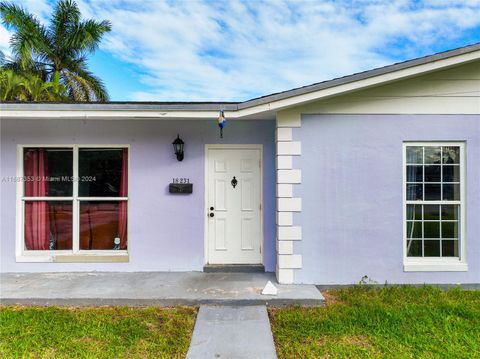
[16,254,129,263]
[404,262,468,272]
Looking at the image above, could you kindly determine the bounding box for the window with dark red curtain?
[23,148,73,250]
[79,148,128,250]
[22,147,127,253]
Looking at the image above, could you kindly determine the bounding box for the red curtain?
[24,149,50,250]
[49,203,73,250]
[118,148,128,249]
[80,202,119,250]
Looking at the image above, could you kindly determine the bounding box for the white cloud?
[2,0,480,101]
[19,0,51,19]
[0,25,11,56]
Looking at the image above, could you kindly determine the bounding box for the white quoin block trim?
[277,240,294,255]
[278,226,302,240]
[277,112,301,127]
[276,111,302,284]
[278,254,302,269]
[277,197,302,212]
[277,212,293,226]
[277,169,301,184]
[277,184,293,197]
[277,141,301,155]
[277,268,294,284]
[276,155,293,169]
[276,127,293,141]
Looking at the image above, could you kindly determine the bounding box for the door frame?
[204,144,264,265]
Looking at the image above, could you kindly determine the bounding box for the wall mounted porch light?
[172,134,184,161]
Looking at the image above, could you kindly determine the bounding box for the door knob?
[210,206,214,211]
[209,213,214,217]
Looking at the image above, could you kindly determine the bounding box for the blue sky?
[1,0,479,101]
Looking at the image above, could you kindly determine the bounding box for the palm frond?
[62,69,92,101]
[66,19,111,53]
[0,2,51,70]
[50,0,80,51]
[0,68,26,100]
[74,67,109,101]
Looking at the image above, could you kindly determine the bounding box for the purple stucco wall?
[294,114,480,284]
[0,119,276,273]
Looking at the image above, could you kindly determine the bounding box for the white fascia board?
[0,110,221,120]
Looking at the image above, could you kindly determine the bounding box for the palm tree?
[0,0,111,101]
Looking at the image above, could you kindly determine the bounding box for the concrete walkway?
[187,305,277,359]
[0,272,324,306]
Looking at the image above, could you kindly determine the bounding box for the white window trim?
[402,141,467,272]
[15,144,130,263]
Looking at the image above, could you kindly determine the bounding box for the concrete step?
[203,264,265,273]
[0,272,325,307]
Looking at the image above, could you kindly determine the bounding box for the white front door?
[206,145,263,264]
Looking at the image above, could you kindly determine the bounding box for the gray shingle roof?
[2,42,479,111]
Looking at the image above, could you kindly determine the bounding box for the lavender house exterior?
[1,44,479,285]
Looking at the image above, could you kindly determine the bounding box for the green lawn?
[0,306,197,358]
[269,286,480,358]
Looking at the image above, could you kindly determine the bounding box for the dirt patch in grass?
[0,306,197,359]
[337,334,372,347]
[321,290,341,305]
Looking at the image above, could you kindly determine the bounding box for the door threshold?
[204,264,265,273]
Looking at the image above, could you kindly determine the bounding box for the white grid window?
[404,143,465,262]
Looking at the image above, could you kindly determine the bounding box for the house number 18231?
[172,178,190,184]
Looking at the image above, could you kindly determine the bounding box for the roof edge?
[1,42,479,114]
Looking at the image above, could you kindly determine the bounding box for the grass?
[269,286,480,358]
[0,306,197,359]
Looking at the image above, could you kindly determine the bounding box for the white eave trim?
[1,49,479,120]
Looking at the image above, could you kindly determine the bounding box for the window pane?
[406,166,423,182]
[424,184,441,200]
[406,146,423,164]
[424,240,440,256]
[24,148,73,197]
[442,240,458,257]
[407,240,422,257]
[407,221,422,238]
[406,184,423,200]
[80,201,127,250]
[424,165,441,182]
[441,205,459,221]
[407,204,422,221]
[442,166,460,183]
[424,222,440,239]
[442,146,460,164]
[24,201,72,250]
[79,149,128,197]
[442,184,460,201]
[404,145,462,260]
[425,147,441,164]
[423,205,439,220]
[442,222,458,239]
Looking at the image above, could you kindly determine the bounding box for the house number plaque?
[169,178,193,194]
[172,177,190,184]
